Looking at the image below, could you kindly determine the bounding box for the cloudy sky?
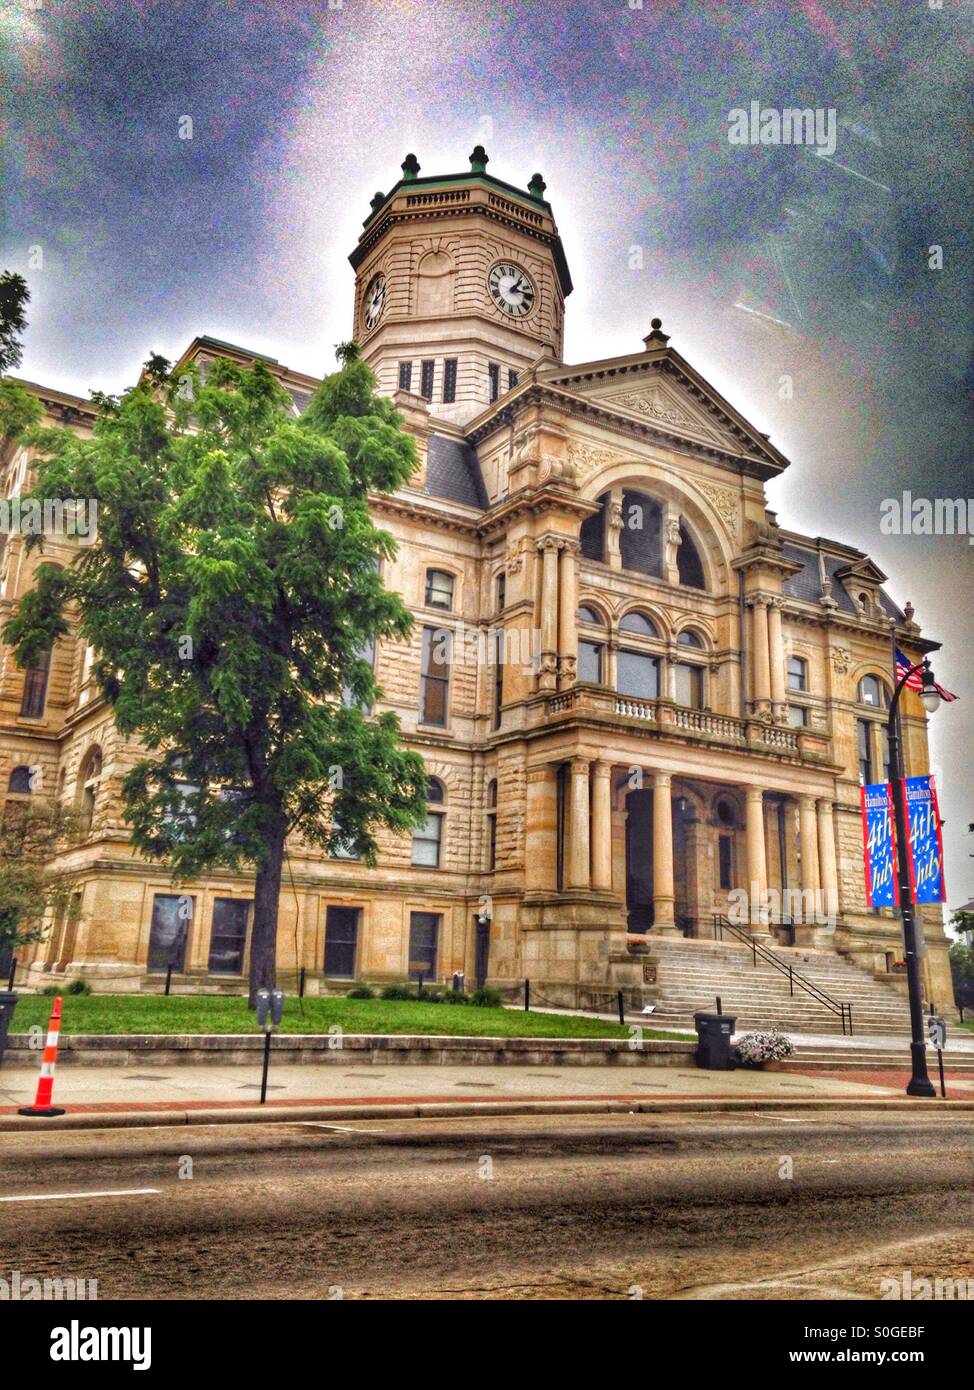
[2,0,972,902]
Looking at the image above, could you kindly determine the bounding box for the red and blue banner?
[860,782,899,909]
[903,775,947,904]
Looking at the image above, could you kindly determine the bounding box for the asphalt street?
[1,1110,972,1300]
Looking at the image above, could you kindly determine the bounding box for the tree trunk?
[248,813,287,1009]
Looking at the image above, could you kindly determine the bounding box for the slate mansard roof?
[780,539,905,621]
[424,434,489,510]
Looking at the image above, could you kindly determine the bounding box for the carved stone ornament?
[611,388,694,429]
[831,646,851,675]
[566,440,629,486]
[694,480,739,538]
[504,540,523,575]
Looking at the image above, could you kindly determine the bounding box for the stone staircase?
[645,934,927,1037]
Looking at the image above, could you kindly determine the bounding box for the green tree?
[0,271,29,374]
[0,802,80,964]
[0,271,42,447]
[3,345,430,1002]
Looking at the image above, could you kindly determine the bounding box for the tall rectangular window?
[507,369,518,391]
[857,718,872,784]
[617,650,659,699]
[398,361,413,391]
[408,911,440,982]
[323,906,360,979]
[147,894,192,974]
[492,628,504,729]
[411,809,443,867]
[420,359,435,400]
[488,363,500,403]
[496,572,506,612]
[674,662,705,709]
[718,835,733,891]
[577,640,603,684]
[20,647,51,718]
[442,358,457,403]
[420,626,451,726]
[208,898,250,975]
[555,765,568,892]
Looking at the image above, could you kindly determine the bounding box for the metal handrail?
[711,914,854,1036]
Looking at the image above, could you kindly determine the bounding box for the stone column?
[652,771,677,934]
[524,766,557,895]
[798,795,820,900]
[816,797,839,923]
[767,597,786,722]
[557,538,579,690]
[749,596,771,715]
[538,538,561,691]
[566,756,591,891]
[591,761,613,892]
[745,786,769,932]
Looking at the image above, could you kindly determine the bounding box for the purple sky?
[2,0,972,905]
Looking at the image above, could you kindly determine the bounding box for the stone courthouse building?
[0,149,953,1014]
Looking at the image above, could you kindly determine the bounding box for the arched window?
[412,778,445,868]
[7,765,33,794]
[857,675,889,709]
[676,629,704,648]
[676,521,705,589]
[425,569,454,611]
[619,610,659,637]
[577,605,604,625]
[579,493,607,562]
[619,490,663,576]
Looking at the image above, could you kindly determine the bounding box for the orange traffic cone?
[18,995,66,1117]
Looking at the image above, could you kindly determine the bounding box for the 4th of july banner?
[903,774,947,904]
[860,782,899,909]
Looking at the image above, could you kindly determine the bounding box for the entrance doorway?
[324,906,360,979]
[625,789,654,932]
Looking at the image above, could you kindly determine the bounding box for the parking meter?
[255,988,271,1029]
[270,989,285,1026]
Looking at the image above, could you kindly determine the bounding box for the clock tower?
[349,147,573,426]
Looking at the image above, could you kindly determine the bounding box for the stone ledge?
[2,1032,696,1068]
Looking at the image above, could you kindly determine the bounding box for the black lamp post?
[886,653,944,1098]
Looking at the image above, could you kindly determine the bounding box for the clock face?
[363,273,386,331]
[488,262,536,318]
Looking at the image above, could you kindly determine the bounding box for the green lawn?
[7,993,689,1042]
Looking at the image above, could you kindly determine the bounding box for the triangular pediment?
[835,555,887,585]
[538,348,785,473]
[580,376,739,451]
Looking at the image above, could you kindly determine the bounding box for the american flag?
[895,646,958,702]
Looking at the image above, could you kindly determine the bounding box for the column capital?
[746,593,771,609]
[536,534,565,554]
[592,760,613,780]
[768,594,785,609]
[652,770,672,789]
[745,785,765,803]
[569,754,591,776]
[799,793,818,812]
[816,796,834,814]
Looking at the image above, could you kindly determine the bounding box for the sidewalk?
[3,1057,974,1130]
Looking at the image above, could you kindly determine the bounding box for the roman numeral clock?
[488,262,536,318]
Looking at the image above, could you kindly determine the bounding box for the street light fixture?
[886,652,942,1098]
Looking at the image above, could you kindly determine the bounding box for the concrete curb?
[2,1095,972,1133]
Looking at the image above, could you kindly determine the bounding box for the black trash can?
[694,1010,737,1070]
[0,991,18,1069]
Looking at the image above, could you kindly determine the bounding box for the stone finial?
[369,190,385,214]
[528,171,547,200]
[401,153,421,182]
[469,145,489,173]
[642,317,670,348]
[904,600,915,623]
